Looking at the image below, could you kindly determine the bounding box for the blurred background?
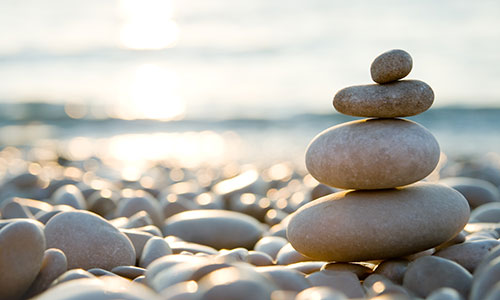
[1,0,499,170]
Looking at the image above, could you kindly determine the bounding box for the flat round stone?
[163,209,264,249]
[370,49,413,84]
[44,210,136,270]
[305,118,440,189]
[333,80,434,118]
[287,183,470,262]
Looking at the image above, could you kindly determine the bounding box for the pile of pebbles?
[0,51,500,300]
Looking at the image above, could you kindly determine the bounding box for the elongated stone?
[333,80,434,117]
[287,183,469,262]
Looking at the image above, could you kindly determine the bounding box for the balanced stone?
[305,118,440,189]
[370,49,413,84]
[333,80,434,117]
[287,183,469,261]
[44,210,136,270]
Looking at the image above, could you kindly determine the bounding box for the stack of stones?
[287,49,470,262]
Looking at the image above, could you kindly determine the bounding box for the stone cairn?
[287,49,470,262]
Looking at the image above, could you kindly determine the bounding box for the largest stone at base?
[286,182,470,262]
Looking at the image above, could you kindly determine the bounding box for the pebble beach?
[1,49,500,300]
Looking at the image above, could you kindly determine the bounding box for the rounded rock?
[44,210,136,270]
[333,80,433,118]
[370,49,413,84]
[163,209,264,249]
[0,219,46,299]
[306,270,365,298]
[434,239,499,272]
[402,256,472,298]
[287,183,469,261]
[24,248,68,297]
[305,118,440,189]
[139,236,173,268]
[439,177,500,209]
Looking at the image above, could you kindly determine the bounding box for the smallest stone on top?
[370,49,413,83]
[333,49,434,118]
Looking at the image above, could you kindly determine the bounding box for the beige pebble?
[439,177,500,209]
[36,276,162,300]
[254,236,289,260]
[333,80,433,118]
[305,118,440,189]
[363,274,410,298]
[197,266,277,300]
[370,49,413,84]
[257,266,310,292]
[134,225,163,236]
[470,256,500,300]
[144,254,207,287]
[276,243,314,265]
[286,261,327,274]
[139,236,173,268]
[0,219,46,300]
[87,189,118,217]
[120,228,154,262]
[295,286,347,300]
[121,210,154,228]
[402,256,472,298]
[321,262,372,279]
[160,194,199,219]
[51,269,96,286]
[111,265,145,279]
[163,209,264,249]
[116,191,164,227]
[373,259,409,284]
[247,250,274,266]
[287,183,469,261]
[24,248,67,298]
[45,210,136,270]
[170,241,218,255]
[159,280,201,300]
[435,239,499,272]
[306,270,365,298]
[52,184,87,210]
[426,287,463,300]
[216,247,249,263]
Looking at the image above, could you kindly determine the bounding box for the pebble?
[439,177,500,209]
[116,191,164,227]
[333,80,433,118]
[1,200,34,219]
[169,241,218,255]
[470,256,500,300]
[305,118,440,189]
[52,184,87,210]
[434,239,499,272]
[120,228,154,262]
[163,209,264,249]
[370,49,413,84]
[159,281,201,300]
[470,202,500,223]
[24,248,68,298]
[247,250,274,266]
[295,286,348,300]
[256,266,311,292]
[373,259,409,284]
[402,256,472,298]
[306,270,365,298]
[321,262,373,279]
[287,182,469,261]
[276,243,314,265]
[87,189,118,217]
[0,219,46,300]
[254,236,289,260]
[111,265,145,279]
[51,269,96,286]
[36,276,162,300]
[44,210,136,270]
[286,261,327,274]
[426,287,463,300]
[87,268,118,277]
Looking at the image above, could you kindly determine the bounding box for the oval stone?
[0,220,46,300]
[287,183,469,261]
[305,118,440,189]
[333,80,434,118]
[370,49,413,84]
[45,210,136,270]
[163,209,264,249]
